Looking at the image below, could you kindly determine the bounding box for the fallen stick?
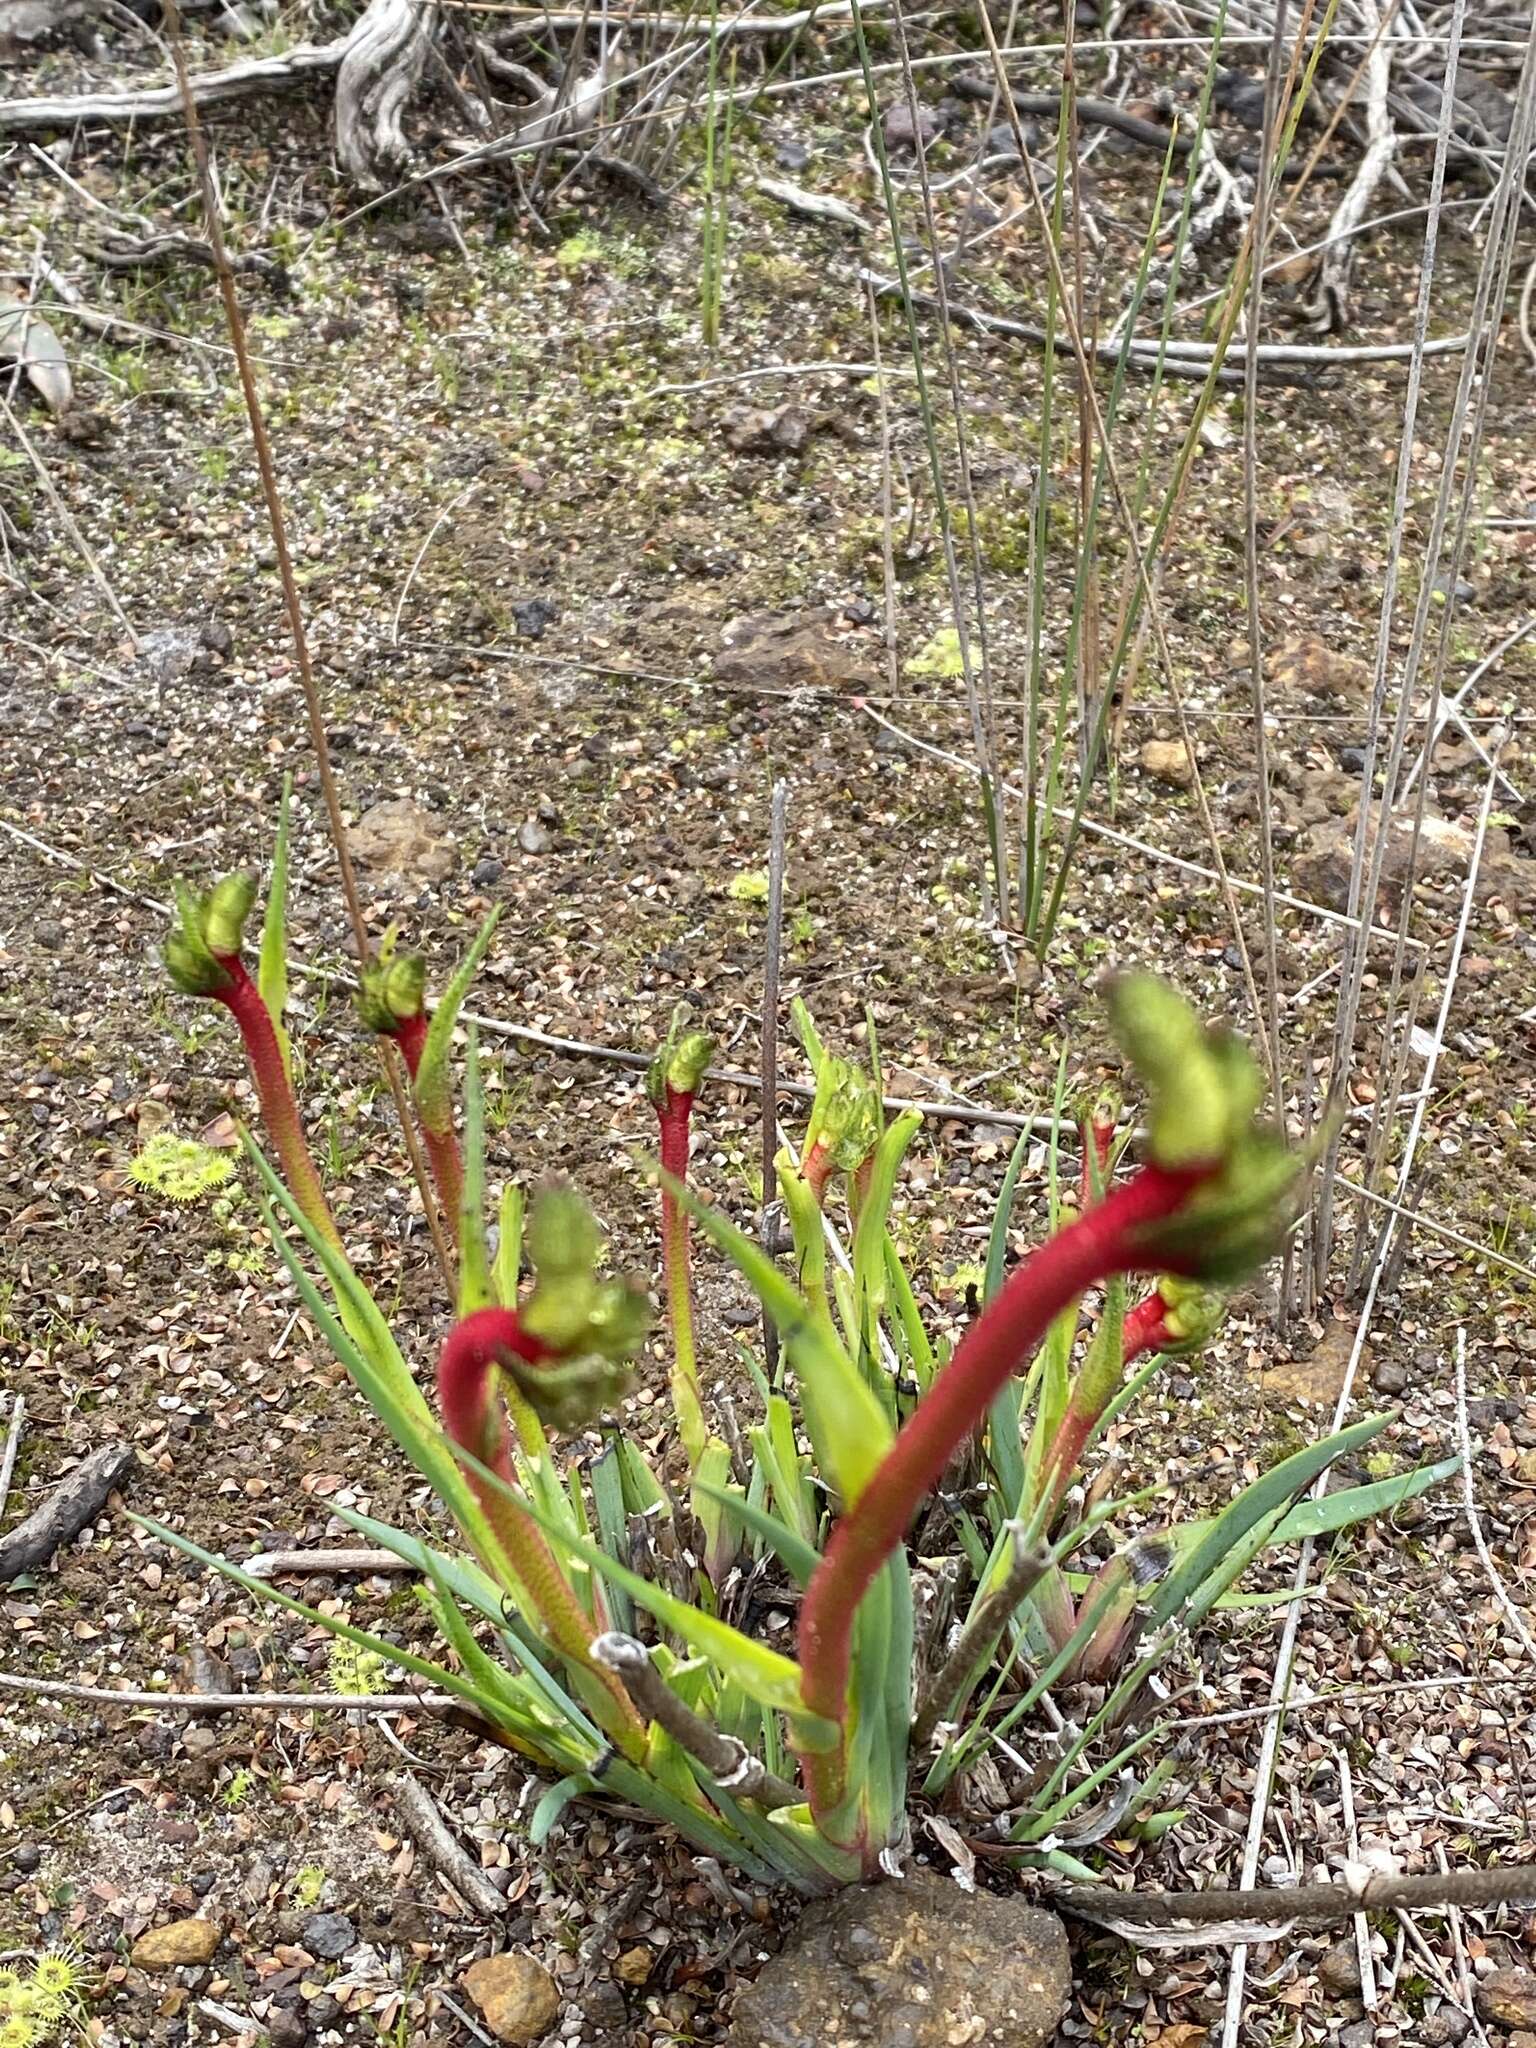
[0,1670,456,1714]
[244,1546,417,1579]
[0,43,349,134]
[0,1443,135,1585]
[1054,1862,1536,1938]
[389,1772,509,1917]
[0,1396,24,1521]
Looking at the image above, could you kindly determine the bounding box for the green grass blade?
[1150,1413,1392,1628]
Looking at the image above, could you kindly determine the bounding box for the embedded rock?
[728,1868,1069,2048]
[132,1918,221,1969]
[347,798,455,882]
[463,1951,561,2044]
[1139,738,1195,789]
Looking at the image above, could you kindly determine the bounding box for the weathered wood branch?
[0,42,348,133]
[336,0,437,189]
[0,1443,135,1584]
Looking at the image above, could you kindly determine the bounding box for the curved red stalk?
[438,1308,646,1752]
[795,1161,1211,1801]
[1079,1110,1116,1211]
[213,954,338,1248]
[802,1140,834,1209]
[395,1012,429,1075]
[390,1010,464,1230]
[1122,1287,1175,1364]
[656,1085,706,1469]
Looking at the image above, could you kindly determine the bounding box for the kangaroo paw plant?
[142,824,1455,1893]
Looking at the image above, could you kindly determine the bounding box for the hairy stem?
[214,954,338,1247]
[393,1010,464,1236]
[796,1162,1206,1806]
[657,1087,706,1470]
[438,1308,646,1755]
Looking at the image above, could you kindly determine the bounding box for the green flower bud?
[1108,974,1244,1169]
[164,880,231,997]
[504,1349,636,1432]
[646,1006,715,1104]
[203,872,258,958]
[1155,1276,1227,1353]
[525,1184,601,1283]
[357,950,427,1034]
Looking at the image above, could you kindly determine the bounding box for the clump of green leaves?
[144,827,1451,1892]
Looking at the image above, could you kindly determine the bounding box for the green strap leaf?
[672,1169,892,1505]
[695,1477,821,1589]
[417,909,501,1137]
[456,1444,837,1746]
[1150,1413,1392,1628]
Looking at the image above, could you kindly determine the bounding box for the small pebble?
[301,1911,357,1961]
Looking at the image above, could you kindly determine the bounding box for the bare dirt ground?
[4,9,1536,2044]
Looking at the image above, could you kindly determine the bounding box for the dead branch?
[82,229,287,287]
[0,1670,455,1714]
[1307,0,1397,329]
[389,1773,509,1916]
[336,0,437,189]
[0,41,348,133]
[592,1633,802,1809]
[0,1444,135,1585]
[244,1546,417,1578]
[1054,1861,1536,1938]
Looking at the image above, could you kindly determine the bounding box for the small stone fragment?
[132,1918,222,1969]
[463,1952,561,2044]
[1317,1938,1363,1995]
[517,818,553,855]
[1480,1967,1536,2027]
[722,403,817,457]
[614,1946,654,1986]
[1372,1359,1409,1396]
[1139,738,1195,789]
[302,1911,356,1960]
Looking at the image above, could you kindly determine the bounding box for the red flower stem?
[802,1140,834,1209]
[1122,1289,1173,1363]
[392,1011,464,1233]
[657,1087,705,1468]
[214,954,339,1249]
[795,1162,1209,1796]
[1037,1284,1176,1522]
[1080,1113,1115,1210]
[438,1308,646,1755]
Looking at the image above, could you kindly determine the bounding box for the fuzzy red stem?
[657,1087,707,1468]
[796,1163,1210,1757]
[1080,1113,1116,1211]
[1122,1288,1174,1364]
[390,1011,464,1231]
[214,954,338,1248]
[437,1308,646,1751]
[395,1011,429,1076]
